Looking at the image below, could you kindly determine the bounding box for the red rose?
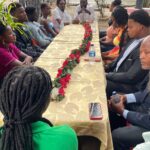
[83,23,89,28]
[62,59,69,68]
[59,87,65,96]
[69,53,76,59]
[84,33,88,37]
[56,68,63,78]
[88,30,92,33]
[87,33,90,37]
[75,52,81,63]
[65,74,71,83]
[84,32,91,39]
[85,41,91,52]
[75,53,80,59]
[76,51,81,56]
[59,77,67,88]
[84,35,87,39]
[76,57,80,63]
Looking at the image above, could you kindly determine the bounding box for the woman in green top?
[0,66,78,150]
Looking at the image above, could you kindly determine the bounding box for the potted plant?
[0,0,24,34]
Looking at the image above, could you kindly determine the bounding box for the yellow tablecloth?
[0,23,113,150]
[35,23,113,150]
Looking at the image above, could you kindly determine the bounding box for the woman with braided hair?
[102,6,129,64]
[0,66,78,150]
[0,22,32,86]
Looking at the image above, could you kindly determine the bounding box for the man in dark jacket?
[110,35,150,150]
[105,10,150,98]
[9,2,43,60]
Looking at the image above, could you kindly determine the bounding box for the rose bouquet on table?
[52,23,93,101]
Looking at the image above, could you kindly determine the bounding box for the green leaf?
[56,95,65,101]
[0,0,27,37]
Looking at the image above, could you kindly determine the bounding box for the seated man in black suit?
[105,10,150,98]
[109,35,150,150]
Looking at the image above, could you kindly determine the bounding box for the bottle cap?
[112,91,117,95]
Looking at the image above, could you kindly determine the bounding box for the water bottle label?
[89,51,95,57]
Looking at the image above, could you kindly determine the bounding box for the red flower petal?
[62,60,69,68]
[69,53,76,59]
[59,77,67,88]
[56,68,63,78]
[59,87,65,96]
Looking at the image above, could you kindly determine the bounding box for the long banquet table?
[0,23,113,150]
[34,22,113,150]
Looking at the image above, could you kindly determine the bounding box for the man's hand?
[111,94,127,104]
[100,38,113,45]
[110,97,125,115]
[72,19,80,24]
[84,9,91,15]
[100,36,106,42]
[78,8,91,15]
[78,8,84,14]
[64,22,70,26]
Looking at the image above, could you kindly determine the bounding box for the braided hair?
[0,66,52,150]
[111,6,128,52]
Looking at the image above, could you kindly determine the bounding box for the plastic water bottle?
[112,91,120,104]
[89,44,96,64]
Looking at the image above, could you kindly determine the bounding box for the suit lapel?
[115,40,142,70]
[113,40,134,67]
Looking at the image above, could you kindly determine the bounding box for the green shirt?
[0,121,78,150]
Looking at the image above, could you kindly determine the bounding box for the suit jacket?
[106,39,149,91]
[127,86,150,130]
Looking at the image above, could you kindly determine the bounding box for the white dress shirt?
[74,4,95,23]
[52,7,72,31]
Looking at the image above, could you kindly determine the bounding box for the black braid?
[119,27,128,53]
[0,66,52,150]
